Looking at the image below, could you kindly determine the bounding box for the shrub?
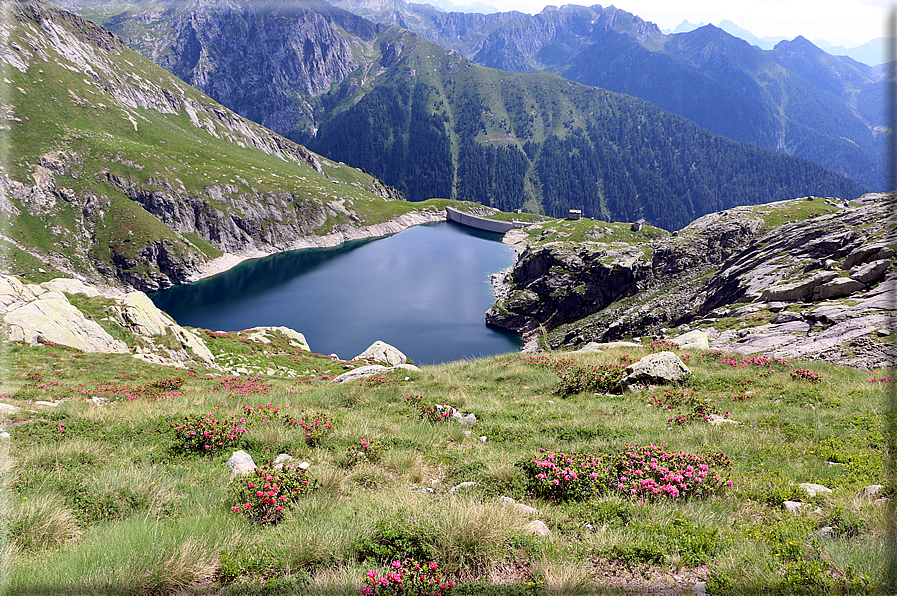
[519,449,605,502]
[606,444,732,502]
[790,368,821,382]
[229,463,318,524]
[355,516,438,564]
[281,410,334,445]
[362,559,454,596]
[345,438,386,466]
[556,364,627,396]
[170,413,249,453]
[420,404,456,423]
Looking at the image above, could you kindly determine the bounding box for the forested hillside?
[62,0,870,230]
[333,0,885,191]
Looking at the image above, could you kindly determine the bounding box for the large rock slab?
[843,244,895,269]
[246,326,310,351]
[332,365,391,383]
[39,278,101,298]
[3,289,129,353]
[849,259,890,285]
[354,340,407,366]
[818,278,865,300]
[622,351,691,391]
[760,272,838,302]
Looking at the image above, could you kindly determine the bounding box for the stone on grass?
[622,351,691,391]
[0,403,22,415]
[670,330,709,350]
[273,453,293,469]
[354,340,407,366]
[799,483,832,498]
[783,501,805,512]
[227,450,256,475]
[859,485,883,499]
[808,526,836,541]
[332,365,390,383]
[706,414,739,425]
[524,520,551,536]
[499,496,538,515]
[0,431,9,440]
[449,481,478,494]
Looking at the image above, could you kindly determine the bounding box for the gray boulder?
[524,520,551,536]
[354,340,407,366]
[772,311,803,324]
[670,330,709,350]
[799,482,832,498]
[849,259,890,285]
[227,450,256,475]
[332,365,390,383]
[622,351,691,391]
[843,244,894,269]
[818,278,865,300]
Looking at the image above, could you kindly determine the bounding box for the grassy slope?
[0,315,891,594]
[1,4,454,285]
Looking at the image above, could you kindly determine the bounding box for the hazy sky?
[484,0,887,48]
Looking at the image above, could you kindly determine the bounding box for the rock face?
[487,194,895,368]
[0,274,219,368]
[0,275,128,354]
[621,352,691,391]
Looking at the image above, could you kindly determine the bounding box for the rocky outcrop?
[0,276,129,354]
[354,340,408,366]
[488,194,895,368]
[0,274,217,368]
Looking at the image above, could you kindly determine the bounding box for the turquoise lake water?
[149,222,521,364]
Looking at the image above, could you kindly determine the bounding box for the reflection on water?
[150,222,520,364]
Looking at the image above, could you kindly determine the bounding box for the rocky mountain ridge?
[331,0,883,190]
[54,0,871,230]
[486,193,895,369]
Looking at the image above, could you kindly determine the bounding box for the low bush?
[363,559,454,596]
[229,463,319,524]
[605,444,732,502]
[519,449,605,502]
[355,515,439,564]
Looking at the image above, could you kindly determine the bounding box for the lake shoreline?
[188,208,448,282]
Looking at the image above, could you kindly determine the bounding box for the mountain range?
[49,0,871,232]
[325,0,884,192]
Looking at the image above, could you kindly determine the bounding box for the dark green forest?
[309,79,868,231]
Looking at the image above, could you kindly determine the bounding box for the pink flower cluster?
[525,449,604,501]
[866,377,894,382]
[790,368,821,382]
[362,560,453,596]
[419,404,456,423]
[170,412,249,453]
[213,376,271,394]
[230,463,317,524]
[283,410,334,445]
[607,444,732,502]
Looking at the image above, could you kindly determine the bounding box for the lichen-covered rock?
[849,259,890,285]
[817,278,865,300]
[2,286,129,353]
[354,340,407,366]
[227,450,256,475]
[670,330,709,350]
[760,271,838,302]
[621,351,691,391]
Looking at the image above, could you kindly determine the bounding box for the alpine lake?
[149,222,521,364]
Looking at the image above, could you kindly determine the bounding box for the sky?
[483,0,888,48]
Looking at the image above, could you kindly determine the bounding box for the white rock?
[783,501,804,512]
[298,461,311,470]
[670,330,710,350]
[499,496,538,515]
[273,453,294,469]
[33,401,58,408]
[354,340,407,366]
[799,483,833,498]
[859,484,883,499]
[0,431,10,440]
[226,450,256,475]
[0,403,22,415]
[524,520,551,536]
[449,481,478,493]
